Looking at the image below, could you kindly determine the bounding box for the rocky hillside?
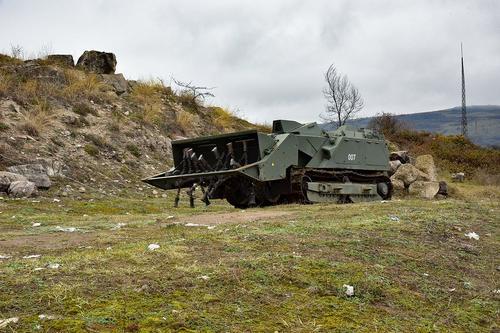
[0,51,266,198]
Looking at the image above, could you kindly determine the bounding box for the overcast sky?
[0,0,499,123]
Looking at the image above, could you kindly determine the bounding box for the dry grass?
[63,69,105,101]
[176,109,198,134]
[18,99,55,137]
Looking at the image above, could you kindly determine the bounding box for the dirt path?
[0,210,295,253]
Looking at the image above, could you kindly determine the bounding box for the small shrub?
[73,103,98,117]
[83,133,108,148]
[0,53,22,65]
[50,136,65,147]
[126,144,141,158]
[84,144,99,157]
[107,122,120,133]
[0,122,9,131]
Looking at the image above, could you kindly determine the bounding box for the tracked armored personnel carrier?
[143,120,392,208]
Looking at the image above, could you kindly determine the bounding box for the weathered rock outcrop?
[6,164,51,189]
[100,73,130,95]
[389,160,402,175]
[8,180,37,198]
[415,155,437,181]
[390,151,410,164]
[0,171,27,192]
[47,54,74,67]
[408,181,440,199]
[390,163,429,188]
[77,50,116,74]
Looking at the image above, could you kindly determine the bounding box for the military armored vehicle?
[143,120,392,208]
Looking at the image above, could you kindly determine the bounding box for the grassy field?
[0,185,499,332]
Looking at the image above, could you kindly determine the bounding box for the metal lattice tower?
[461,43,468,137]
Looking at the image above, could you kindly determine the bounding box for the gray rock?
[46,54,74,67]
[415,154,437,181]
[390,151,410,164]
[388,160,402,175]
[6,164,51,189]
[390,163,429,188]
[408,181,440,199]
[76,50,116,74]
[8,180,37,198]
[100,73,130,95]
[0,171,27,192]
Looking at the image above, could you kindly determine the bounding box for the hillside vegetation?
[0,52,267,195]
[323,106,500,147]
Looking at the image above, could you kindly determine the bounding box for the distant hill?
[322,105,500,147]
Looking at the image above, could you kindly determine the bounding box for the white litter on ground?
[0,317,19,328]
[34,267,45,271]
[22,254,41,259]
[111,223,126,230]
[38,314,56,320]
[465,232,479,240]
[55,226,77,232]
[167,215,175,219]
[185,223,208,227]
[32,222,41,227]
[47,263,61,269]
[0,255,12,259]
[53,198,61,202]
[343,284,355,297]
[198,275,210,281]
[148,243,160,251]
[389,215,400,222]
[106,247,112,251]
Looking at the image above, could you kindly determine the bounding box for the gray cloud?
[1,0,499,123]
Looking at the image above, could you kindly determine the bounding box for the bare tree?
[321,64,364,128]
[172,78,215,105]
[368,112,408,139]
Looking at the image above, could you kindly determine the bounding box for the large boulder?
[46,54,74,67]
[0,171,27,192]
[76,50,116,74]
[415,154,437,181]
[390,163,429,188]
[408,181,440,199]
[8,180,37,198]
[6,164,51,189]
[34,158,67,177]
[390,151,410,164]
[389,160,402,176]
[100,73,130,95]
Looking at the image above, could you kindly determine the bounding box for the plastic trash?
[148,244,160,251]
[389,215,400,222]
[465,232,479,240]
[343,284,354,297]
[22,254,41,259]
[55,226,77,232]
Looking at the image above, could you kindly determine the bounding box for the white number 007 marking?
[347,153,356,161]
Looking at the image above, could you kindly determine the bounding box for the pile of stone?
[0,163,53,198]
[389,152,447,199]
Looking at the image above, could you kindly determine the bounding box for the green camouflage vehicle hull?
[143,120,392,208]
